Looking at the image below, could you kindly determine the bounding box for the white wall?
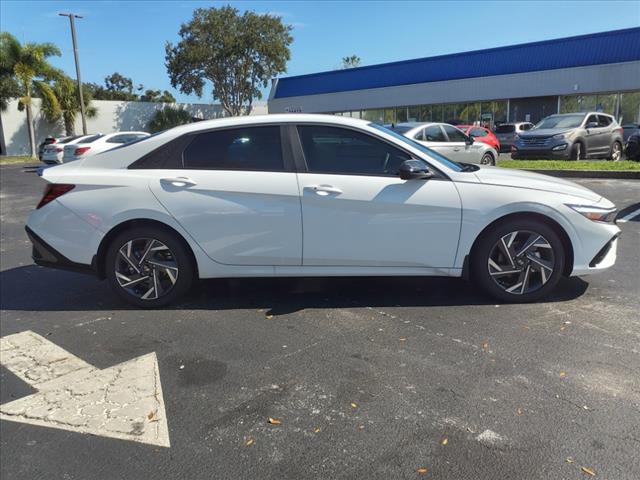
[0,99,268,156]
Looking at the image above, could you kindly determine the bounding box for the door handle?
[305,184,342,195]
[453,148,461,152]
[161,176,197,187]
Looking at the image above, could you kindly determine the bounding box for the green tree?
[140,89,176,103]
[0,32,61,157]
[341,55,361,69]
[40,74,97,136]
[148,106,192,133]
[165,6,293,116]
[104,72,136,100]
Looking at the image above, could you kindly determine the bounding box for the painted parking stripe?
[617,208,640,223]
[0,331,170,447]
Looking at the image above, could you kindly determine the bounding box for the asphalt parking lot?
[1,163,639,480]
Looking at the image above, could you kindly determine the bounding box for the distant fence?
[0,99,268,156]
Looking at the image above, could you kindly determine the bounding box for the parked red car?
[457,125,501,152]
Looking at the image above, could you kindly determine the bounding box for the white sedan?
[27,114,619,307]
[62,131,149,162]
[392,122,498,165]
[41,134,98,164]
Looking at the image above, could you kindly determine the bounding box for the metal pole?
[59,13,87,134]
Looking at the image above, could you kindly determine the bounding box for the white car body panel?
[298,172,461,268]
[27,114,619,286]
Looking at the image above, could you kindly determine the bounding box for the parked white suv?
[392,122,498,165]
[62,131,149,162]
[27,114,619,307]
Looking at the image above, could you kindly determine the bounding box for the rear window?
[495,125,515,133]
[60,135,83,144]
[81,134,104,144]
[390,125,415,134]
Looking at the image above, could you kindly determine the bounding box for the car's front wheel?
[105,226,195,307]
[480,152,495,166]
[471,219,565,302]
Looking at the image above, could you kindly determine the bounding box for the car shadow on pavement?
[0,265,589,313]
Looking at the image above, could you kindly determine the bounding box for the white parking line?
[617,208,640,223]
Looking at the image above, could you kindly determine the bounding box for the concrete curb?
[520,169,640,180]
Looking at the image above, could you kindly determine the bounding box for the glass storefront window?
[384,108,396,124]
[595,94,617,115]
[395,107,408,123]
[431,104,443,122]
[407,106,421,122]
[442,104,456,123]
[619,91,640,124]
[362,109,384,123]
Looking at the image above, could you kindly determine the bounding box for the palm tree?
[0,32,61,157]
[40,74,97,136]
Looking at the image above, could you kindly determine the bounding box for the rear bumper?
[26,226,96,276]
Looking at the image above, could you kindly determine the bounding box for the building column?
[506,99,510,122]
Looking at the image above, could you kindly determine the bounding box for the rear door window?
[182,126,284,171]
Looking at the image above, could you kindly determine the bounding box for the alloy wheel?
[114,238,179,300]
[612,142,622,161]
[487,230,555,295]
[481,153,494,165]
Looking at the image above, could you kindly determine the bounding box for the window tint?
[597,115,612,127]
[129,135,193,170]
[297,125,410,176]
[442,125,467,142]
[413,129,424,141]
[520,123,533,131]
[183,126,284,171]
[424,125,445,142]
[470,127,488,137]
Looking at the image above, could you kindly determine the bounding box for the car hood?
[471,166,602,202]
[520,128,573,138]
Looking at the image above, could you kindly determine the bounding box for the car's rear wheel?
[471,219,565,302]
[480,152,495,166]
[608,141,622,161]
[105,226,194,307]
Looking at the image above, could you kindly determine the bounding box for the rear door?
[584,114,606,156]
[147,125,302,266]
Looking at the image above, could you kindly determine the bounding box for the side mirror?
[465,135,474,145]
[398,160,433,180]
[586,121,598,129]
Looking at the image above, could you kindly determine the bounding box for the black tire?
[569,142,584,160]
[608,141,622,161]
[471,218,565,303]
[105,225,195,308]
[481,152,495,166]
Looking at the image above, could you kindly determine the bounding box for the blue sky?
[1,1,639,103]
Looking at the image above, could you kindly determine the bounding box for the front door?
[148,125,302,266]
[294,125,462,268]
[441,124,476,163]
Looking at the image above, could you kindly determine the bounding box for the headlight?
[567,204,617,223]
[553,133,567,139]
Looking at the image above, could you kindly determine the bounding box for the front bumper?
[26,226,96,275]
[511,146,572,159]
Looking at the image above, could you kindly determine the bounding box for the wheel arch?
[95,218,199,280]
[464,212,574,278]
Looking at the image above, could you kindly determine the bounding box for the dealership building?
[268,27,640,127]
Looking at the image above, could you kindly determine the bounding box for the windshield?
[390,125,415,134]
[495,125,515,133]
[370,123,464,172]
[534,115,585,129]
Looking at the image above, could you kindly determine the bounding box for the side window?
[182,126,284,171]
[442,125,467,142]
[424,125,446,142]
[586,114,599,127]
[470,127,488,137]
[297,125,410,176]
[413,129,425,141]
[598,115,612,127]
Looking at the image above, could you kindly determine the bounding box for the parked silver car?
[494,122,534,153]
[391,122,498,165]
[512,112,624,160]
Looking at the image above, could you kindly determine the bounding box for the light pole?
[59,13,87,134]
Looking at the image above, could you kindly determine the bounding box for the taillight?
[36,184,75,209]
[74,146,90,156]
[56,147,63,152]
